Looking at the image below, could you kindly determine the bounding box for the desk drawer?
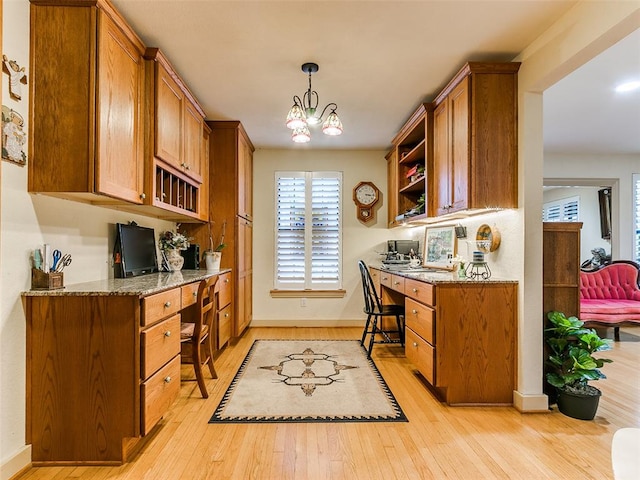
[390,274,405,293]
[181,281,200,308]
[218,303,232,349]
[141,314,181,379]
[141,355,180,435]
[217,272,232,308]
[405,298,435,345]
[405,278,435,306]
[379,271,393,288]
[142,289,181,326]
[406,328,435,385]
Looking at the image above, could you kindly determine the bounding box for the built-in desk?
[22,269,231,465]
[371,267,518,406]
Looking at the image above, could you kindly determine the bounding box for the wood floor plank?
[13,326,640,480]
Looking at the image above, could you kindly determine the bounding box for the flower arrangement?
[159,230,190,251]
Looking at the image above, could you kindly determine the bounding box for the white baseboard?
[1,445,31,480]
[250,319,365,328]
[513,391,550,412]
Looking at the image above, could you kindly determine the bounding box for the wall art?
[2,106,27,166]
[3,54,28,101]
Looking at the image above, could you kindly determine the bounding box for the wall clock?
[353,181,380,223]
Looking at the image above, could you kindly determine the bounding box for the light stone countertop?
[374,265,518,284]
[22,269,232,297]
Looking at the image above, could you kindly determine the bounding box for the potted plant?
[203,220,226,271]
[544,311,613,420]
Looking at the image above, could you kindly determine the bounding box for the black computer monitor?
[113,223,159,278]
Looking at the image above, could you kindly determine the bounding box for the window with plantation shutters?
[543,196,580,222]
[634,174,640,262]
[275,171,342,290]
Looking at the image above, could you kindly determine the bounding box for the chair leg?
[361,314,372,346]
[192,341,209,398]
[367,316,378,357]
[395,315,405,347]
[615,326,620,341]
[204,334,217,379]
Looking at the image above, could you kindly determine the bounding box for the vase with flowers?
[159,230,190,272]
[203,220,226,271]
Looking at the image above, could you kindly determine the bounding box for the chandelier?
[285,62,343,143]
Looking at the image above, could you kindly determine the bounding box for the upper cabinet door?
[96,12,144,204]
[183,99,203,184]
[448,77,470,213]
[155,64,183,169]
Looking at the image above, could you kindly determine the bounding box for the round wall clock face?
[354,183,379,206]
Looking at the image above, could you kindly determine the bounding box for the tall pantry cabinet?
[209,121,254,337]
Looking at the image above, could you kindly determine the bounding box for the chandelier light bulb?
[322,111,343,136]
[291,125,311,143]
[286,103,307,129]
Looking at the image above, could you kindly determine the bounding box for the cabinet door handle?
[140,193,146,200]
[164,301,171,308]
[225,278,229,283]
[164,330,171,337]
[413,342,418,348]
[412,288,418,293]
[164,376,172,383]
[193,292,197,298]
[224,313,230,318]
[412,309,418,315]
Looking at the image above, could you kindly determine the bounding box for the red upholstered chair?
[579,260,640,340]
[181,275,218,397]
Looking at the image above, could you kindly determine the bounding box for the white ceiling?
[111,0,639,154]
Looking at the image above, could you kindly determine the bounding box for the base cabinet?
[24,274,227,465]
[405,281,517,405]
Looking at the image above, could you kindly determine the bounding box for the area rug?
[209,339,407,423]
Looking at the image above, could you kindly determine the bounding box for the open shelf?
[399,176,425,194]
[154,165,199,213]
[399,138,426,165]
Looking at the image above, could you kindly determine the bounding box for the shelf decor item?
[476,224,501,253]
[422,225,456,270]
[159,230,190,272]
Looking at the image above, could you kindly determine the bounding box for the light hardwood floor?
[15,326,640,480]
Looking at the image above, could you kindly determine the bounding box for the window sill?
[270,289,346,298]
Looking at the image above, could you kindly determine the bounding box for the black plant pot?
[557,388,601,420]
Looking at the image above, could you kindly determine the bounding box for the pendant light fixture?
[285,62,343,143]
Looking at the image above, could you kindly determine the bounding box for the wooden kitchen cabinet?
[24,273,226,465]
[144,48,207,221]
[431,62,520,216]
[389,103,433,224]
[29,0,145,205]
[372,267,517,405]
[183,121,255,337]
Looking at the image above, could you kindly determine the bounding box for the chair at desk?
[181,275,218,398]
[358,260,405,357]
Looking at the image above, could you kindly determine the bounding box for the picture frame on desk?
[423,226,456,270]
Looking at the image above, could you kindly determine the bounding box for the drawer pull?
[164,331,171,337]
[193,292,197,298]
[164,376,172,384]
[413,342,418,348]
[393,281,399,285]
[164,301,171,308]
[412,309,418,315]
[225,278,229,283]
[224,313,230,318]
[382,276,388,280]
[412,288,418,293]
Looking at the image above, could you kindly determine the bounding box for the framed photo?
[423,226,457,270]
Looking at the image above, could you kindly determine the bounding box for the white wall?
[544,153,639,260]
[0,2,174,477]
[543,186,612,262]
[252,148,406,325]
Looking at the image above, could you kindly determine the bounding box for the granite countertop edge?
[22,269,232,297]
[373,265,518,284]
